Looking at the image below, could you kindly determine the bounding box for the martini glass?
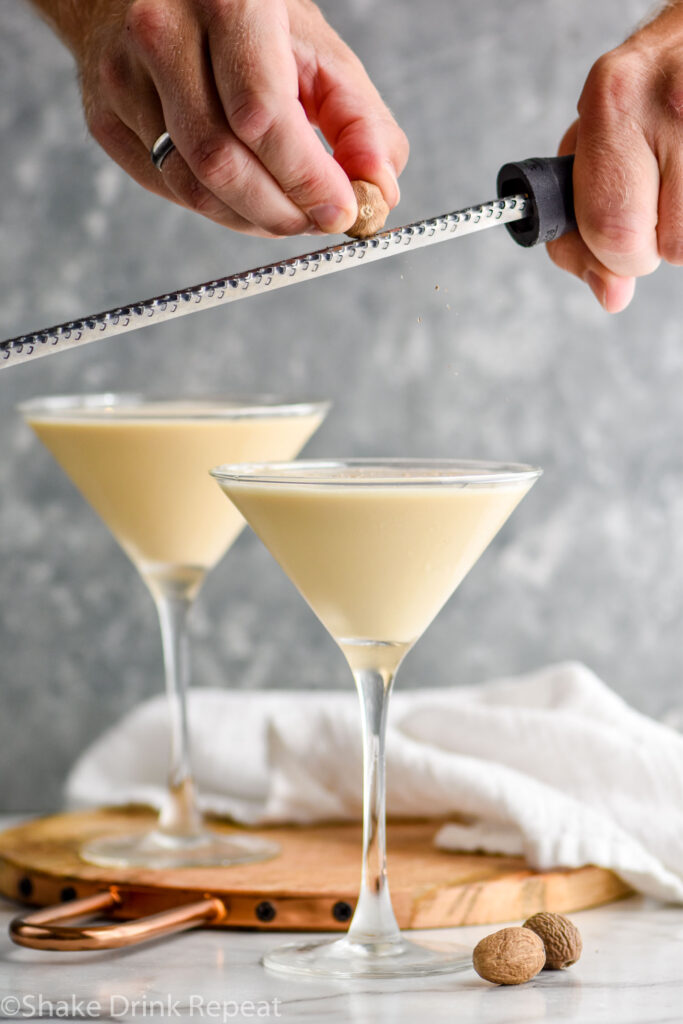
[212,458,540,978]
[20,394,328,868]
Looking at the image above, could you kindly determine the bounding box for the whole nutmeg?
[523,912,583,970]
[346,180,390,238]
[472,926,546,986]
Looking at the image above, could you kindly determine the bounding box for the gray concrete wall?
[1,1,681,811]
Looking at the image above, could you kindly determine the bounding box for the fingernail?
[310,204,348,233]
[303,225,327,237]
[583,270,607,308]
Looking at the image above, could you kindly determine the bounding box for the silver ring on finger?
[150,131,176,171]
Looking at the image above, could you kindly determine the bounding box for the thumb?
[309,54,409,208]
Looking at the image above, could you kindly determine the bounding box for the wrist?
[629,0,683,49]
[27,0,123,62]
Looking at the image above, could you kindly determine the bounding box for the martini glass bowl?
[20,393,328,868]
[211,457,540,978]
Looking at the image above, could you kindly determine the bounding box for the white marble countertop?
[0,864,681,1024]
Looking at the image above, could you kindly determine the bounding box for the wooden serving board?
[0,808,632,931]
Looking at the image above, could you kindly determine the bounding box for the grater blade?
[0,195,528,371]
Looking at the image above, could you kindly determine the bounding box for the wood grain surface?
[0,808,632,931]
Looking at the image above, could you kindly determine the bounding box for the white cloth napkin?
[65,662,683,903]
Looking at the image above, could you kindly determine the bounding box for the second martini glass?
[20,394,328,868]
[212,458,540,978]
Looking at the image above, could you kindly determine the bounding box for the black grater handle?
[497,155,576,247]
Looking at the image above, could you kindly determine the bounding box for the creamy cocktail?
[213,458,539,978]
[222,469,530,671]
[21,395,328,868]
[29,401,326,593]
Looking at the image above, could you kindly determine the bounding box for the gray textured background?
[1,0,682,812]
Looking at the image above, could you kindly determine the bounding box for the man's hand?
[548,1,683,312]
[30,0,408,237]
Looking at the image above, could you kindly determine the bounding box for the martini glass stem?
[348,665,401,944]
[152,581,204,840]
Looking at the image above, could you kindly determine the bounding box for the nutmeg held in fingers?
[346,180,390,238]
[523,912,583,969]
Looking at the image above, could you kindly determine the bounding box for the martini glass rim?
[17,392,330,421]
[211,456,542,488]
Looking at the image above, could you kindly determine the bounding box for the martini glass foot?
[263,933,472,979]
[80,829,279,869]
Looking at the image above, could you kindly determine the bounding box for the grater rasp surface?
[0,195,528,371]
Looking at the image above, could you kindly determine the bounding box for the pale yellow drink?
[218,472,532,667]
[27,403,325,578]
[213,458,538,974]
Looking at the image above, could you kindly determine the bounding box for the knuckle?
[268,212,309,237]
[185,175,223,217]
[124,0,173,58]
[580,49,645,119]
[282,169,329,206]
[98,51,131,96]
[662,70,683,122]
[583,211,645,256]
[88,108,125,150]
[196,0,234,17]
[190,137,250,192]
[226,91,279,148]
[585,210,638,252]
[664,89,683,122]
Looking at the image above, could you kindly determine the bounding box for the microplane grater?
[0,156,575,371]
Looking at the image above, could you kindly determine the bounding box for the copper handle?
[10,888,226,950]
